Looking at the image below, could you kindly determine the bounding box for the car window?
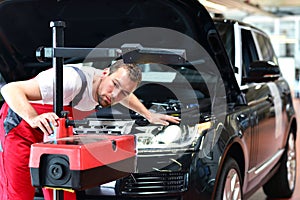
[214,22,235,66]
[254,32,278,65]
[241,28,258,79]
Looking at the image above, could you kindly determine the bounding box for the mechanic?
[0,59,180,200]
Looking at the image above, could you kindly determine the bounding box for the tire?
[215,157,243,200]
[263,132,296,198]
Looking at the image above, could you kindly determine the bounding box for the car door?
[253,30,289,149]
[241,27,282,173]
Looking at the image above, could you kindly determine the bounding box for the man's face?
[97,67,138,107]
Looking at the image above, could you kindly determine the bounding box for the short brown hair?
[109,59,142,84]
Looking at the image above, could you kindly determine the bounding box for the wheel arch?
[212,139,246,198]
[223,142,245,183]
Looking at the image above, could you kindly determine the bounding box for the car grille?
[119,172,188,195]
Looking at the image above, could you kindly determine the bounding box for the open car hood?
[0,0,201,80]
[0,0,240,102]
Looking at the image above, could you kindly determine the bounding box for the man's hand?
[147,112,181,126]
[27,112,59,135]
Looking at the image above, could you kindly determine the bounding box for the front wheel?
[215,157,243,200]
[263,132,296,198]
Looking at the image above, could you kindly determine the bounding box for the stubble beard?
[97,95,111,108]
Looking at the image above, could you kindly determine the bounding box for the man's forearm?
[1,81,60,135]
[1,82,39,122]
[121,93,180,126]
[120,93,151,119]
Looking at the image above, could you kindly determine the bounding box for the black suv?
[214,18,297,199]
[0,0,297,199]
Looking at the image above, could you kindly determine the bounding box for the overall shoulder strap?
[69,66,87,107]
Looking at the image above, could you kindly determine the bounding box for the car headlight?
[135,121,213,150]
[155,125,182,144]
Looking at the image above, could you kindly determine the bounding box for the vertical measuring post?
[50,20,66,200]
[50,21,66,117]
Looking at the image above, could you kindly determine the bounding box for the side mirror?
[244,61,280,83]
